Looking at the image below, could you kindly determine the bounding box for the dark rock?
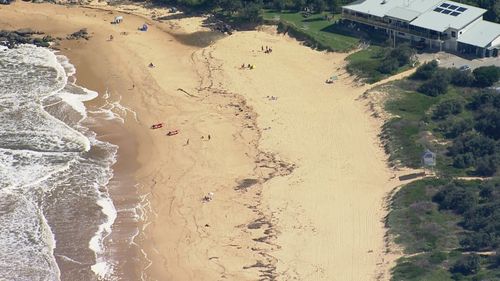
[66,28,90,40]
[0,29,52,48]
[15,28,35,36]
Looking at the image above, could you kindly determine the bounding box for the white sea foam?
[89,195,118,279]
[0,44,121,281]
[57,89,98,121]
[89,90,139,123]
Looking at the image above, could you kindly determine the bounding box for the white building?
[342,0,500,57]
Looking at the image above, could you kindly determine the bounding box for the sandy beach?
[1,2,415,280]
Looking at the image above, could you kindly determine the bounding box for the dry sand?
[1,2,417,280]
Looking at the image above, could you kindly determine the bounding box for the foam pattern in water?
[0,45,118,281]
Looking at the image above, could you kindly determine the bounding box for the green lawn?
[345,46,414,83]
[262,10,359,52]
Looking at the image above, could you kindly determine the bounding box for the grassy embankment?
[262,10,359,52]
[388,178,500,281]
[381,64,500,280]
[345,45,415,83]
[262,10,414,83]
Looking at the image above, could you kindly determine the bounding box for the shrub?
[452,153,475,168]
[473,66,500,87]
[451,255,481,275]
[460,232,492,250]
[432,99,464,120]
[377,57,399,74]
[475,156,498,176]
[433,184,477,214]
[450,68,474,87]
[440,118,473,138]
[475,109,500,140]
[412,60,438,80]
[418,72,449,96]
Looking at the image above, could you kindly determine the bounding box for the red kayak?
[150,123,163,129]
[166,129,179,136]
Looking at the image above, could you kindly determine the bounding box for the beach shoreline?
[1,2,418,280]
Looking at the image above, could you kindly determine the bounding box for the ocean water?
[0,44,122,281]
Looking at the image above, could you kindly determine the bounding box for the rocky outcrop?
[0,29,52,48]
[66,28,90,40]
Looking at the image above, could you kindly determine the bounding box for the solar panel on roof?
[442,9,452,14]
[434,7,444,12]
[440,3,450,7]
[448,5,458,10]
[450,11,460,16]
[457,7,467,12]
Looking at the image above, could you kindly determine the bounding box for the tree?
[432,99,464,120]
[272,0,286,11]
[239,1,263,23]
[475,156,498,176]
[390,44,415,66]
[433,184,477,214]
[412,60,438,80]
[475,109,500,140]
[377,57,399,74]
[418,71,449,96]
[451,255,481,275]
[311,0,327,12]
[473,66,500,87]
[450,68,474,87]
[440,118,473,138]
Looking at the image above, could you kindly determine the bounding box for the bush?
[412,60,438,80]
[390,44,415,66]
[433,184,477,214]
[450,68,475,87]
[452,153,475,168]
[451,255,481,275]
[418,72,449,96]
[432,99,464,120]
[460,232,493,250]
[473,66,500,87]
[475,156,498,176]
[475,109,500,140]
[440,118,473,138]
[377,57,399,74]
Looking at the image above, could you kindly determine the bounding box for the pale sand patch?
[200,29,419,280]
[1,2,419,280]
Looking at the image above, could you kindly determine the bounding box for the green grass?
[382,90,438,168]
[388,179,461,254]
[345,46,414,83]
[262,10,359,52]
[379,81,487,176]
[388,179,500,281]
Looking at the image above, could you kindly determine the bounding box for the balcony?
[342,13,448,41]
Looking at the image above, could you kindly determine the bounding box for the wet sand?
[1,2,416,280]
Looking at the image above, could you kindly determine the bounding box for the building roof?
[457,20,500,48]
[410,1,486,32]
[343,0,442,19]
[385,7,421,21]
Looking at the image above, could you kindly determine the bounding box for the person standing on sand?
[208,134,211,140]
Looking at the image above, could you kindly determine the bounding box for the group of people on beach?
[261,45,273,54]
[241,63,255,70]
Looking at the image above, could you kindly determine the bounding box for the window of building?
[451,31,456,37]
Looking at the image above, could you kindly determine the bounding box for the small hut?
[422,149,436,174]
